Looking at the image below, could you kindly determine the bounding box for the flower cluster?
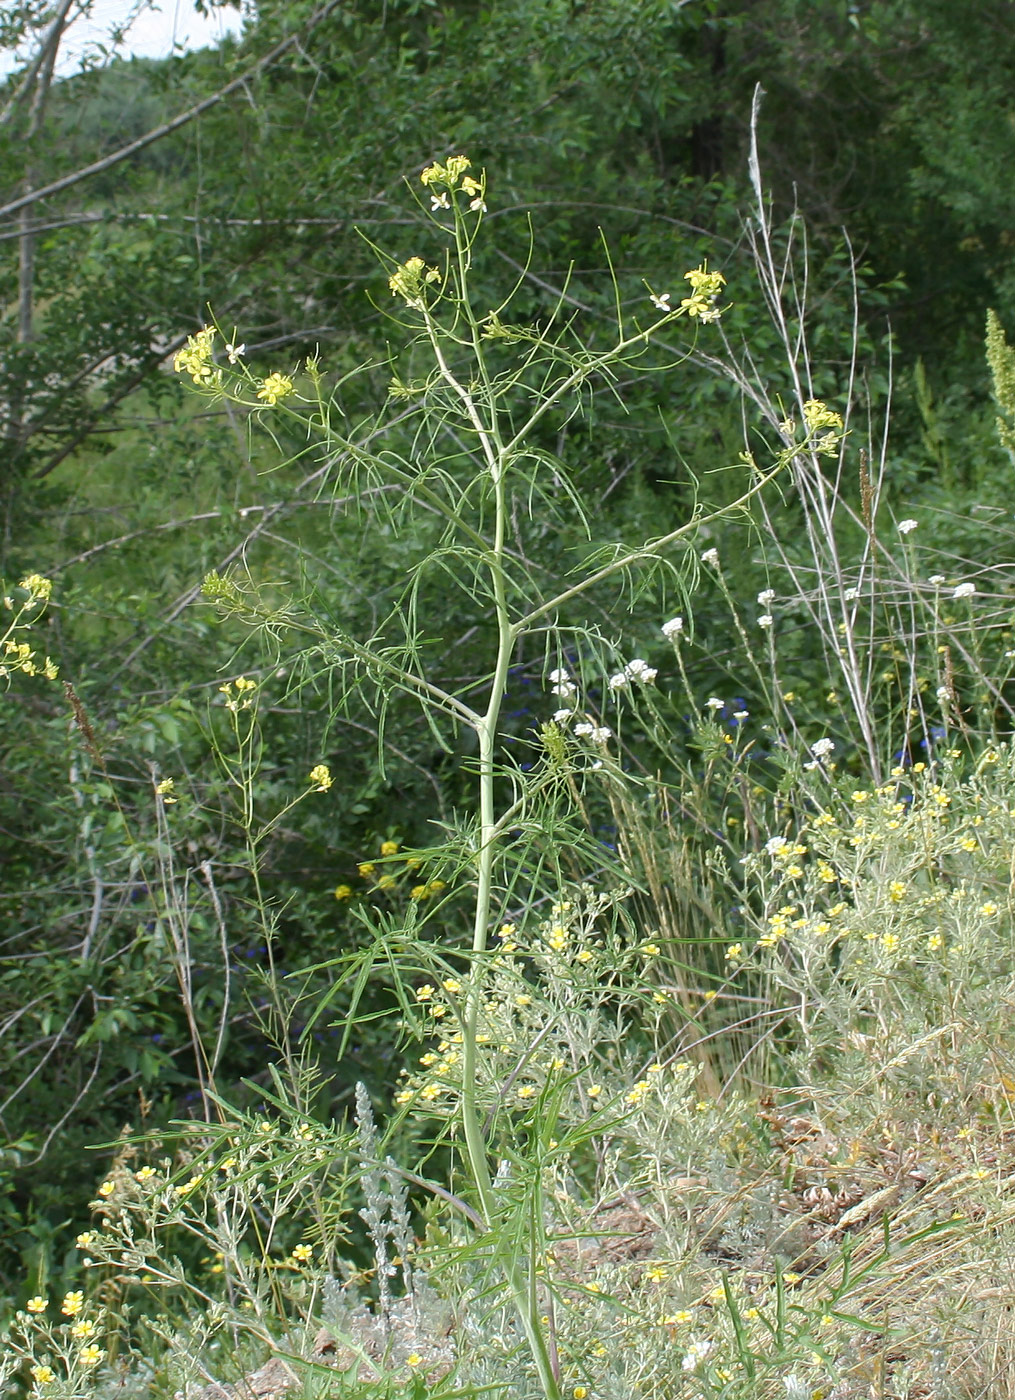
[257,371,294,406]
[173,325,218,384]
[388,255,441,307]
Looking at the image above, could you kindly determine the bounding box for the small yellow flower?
[135,1166,156,1182]
[642,942,661,956]
[334,884,353,900]
[71,1318,96,1339]
[574,1388,589,1399]
[889,881,907,901]
[981,902,999,917]
[725,943,744,962]
[61,1291,84,1317]
[406,1353,423,1368]
[26,1295,48,1313]
[75,1233,93,1249]
[380,839,400,856]
[415,984,434,1001]
[358,862,375,878]
[97,1179,115,1198]
[646,1265,669,1282]
[309,764,333,792]
[442,978,462,994]
[377,873,396,890]
[78,1345,103,1367]
[410,883,428,900]
[291,1243,313,1262]
[517,1085,536,1101]
[587,1084,602,1098]
[257,372,294,406]
[30,1366,55,1385]
[155,777,177,803]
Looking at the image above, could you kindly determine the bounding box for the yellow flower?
[155,777,177,803]
[334,884,353,900]
[889,881,907,901]
[415,984,434,1001]
[30,1366,55,1385]
[75,1233,93,1249]
[61,1291,84,1317]
[78,1345,103,1367]
[517,1085,536,1100]
[442,979,462,994]
[257,372,294,406]
[380,840,400,856]
[574,1389,589,1399]
[97,1179,115,1197]
[642,942,661,956]
[725,943,744,961]
[26,1295,48,1313]
[173,326,217,383]
[71,1319,96,1339]
[377,874,396,890]
[291,1243,313,1262]
[587,1084,602,1098]
[135,1166,155,1182]
[309,764,333,792]
[358,862,375,878]
[410,883,428,900]
[406,1353,424,1368]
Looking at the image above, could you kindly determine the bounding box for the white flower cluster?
[574,722,613,743]
[608,657,658,691]
[661,616,684,638]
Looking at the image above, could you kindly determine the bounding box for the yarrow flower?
[661,616,684,638]
[701,548,720,567]
[953,582,976,599]
[257,372,294,406]
[574,722,612,743]
[810,737,835,759]
[705,697,724,711]
[757,614,774,629]
[897,518,919,534]
[625,658,657,683]
[757,588,775,606]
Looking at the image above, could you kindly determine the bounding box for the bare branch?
[0,0,346,224]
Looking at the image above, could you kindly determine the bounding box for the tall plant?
[175,155,803,1398]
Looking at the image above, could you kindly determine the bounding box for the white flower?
[623,658,657,683]
[897,518,919,534]
[765,836,791,856]
[682,1339,714,1372]
[701,548,720,567]
[733,709,748,720]
[649,291,672,312]
[552,709,573,724]
[576,723,612,742]
[225,342,245,363]
[608,673,629,691]
[698,305,722,323]
[843,587,859,602]
[757,589,775,606]
[953,582,976,599]
[705,697,724,711]
[430,191,450,210]
[662,616,684,638]
[936,686,951,702]
[551,682,577,698]
[469,197,487,213]
[810,737,835,758]
[929,574,947,586]
[757,614,774,629]
[548,667,570,683]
